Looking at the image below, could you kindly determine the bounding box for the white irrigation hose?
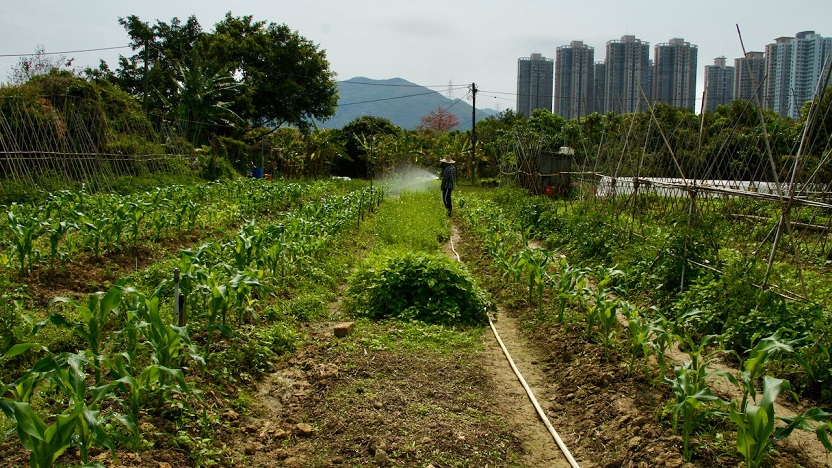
[449,233,581,468]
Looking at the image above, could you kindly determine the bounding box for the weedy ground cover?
[0,179,381,466]
[457,186,832,466]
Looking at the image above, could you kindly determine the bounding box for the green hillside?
[316,77,497,130]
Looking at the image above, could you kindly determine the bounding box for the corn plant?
[46,220,75,267]
[665,361,724,461]
[175,199,200,232]
[129,286,204,374]
[2,400,85,468]
[1,350,117,468]
[595,296,624,353]
[551,259,587,324]
[7,209,48,276]
[36,280,126,385]
[777,407,832,453]
[73,211,109,258]
[46,351,116,465]
[727,332,796,413]
[226,271,268,327]
[624,306,652,377]
[206,277,231,337]
[127,201,149,244]
[108,351,198,444]
[728,376,789,468]
[664,333,727,460]
[515,248,550,315]
[794,338,832,401]
[646,314,678,379]
[0,343,43,404]
[230,221,258,271]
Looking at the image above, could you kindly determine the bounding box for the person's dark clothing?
[441,164,456,216]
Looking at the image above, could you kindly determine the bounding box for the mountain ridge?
[315,77,497,131]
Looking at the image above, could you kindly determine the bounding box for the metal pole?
[471,82,478,184]
[173,268,181,326]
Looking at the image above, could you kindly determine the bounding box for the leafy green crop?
[347,251,492,326]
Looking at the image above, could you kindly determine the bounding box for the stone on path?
[334,322,355,337]
[295,423,314,437]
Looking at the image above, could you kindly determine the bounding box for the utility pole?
[470,82,478,184]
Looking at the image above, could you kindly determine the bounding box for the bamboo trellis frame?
[0,93,192,196]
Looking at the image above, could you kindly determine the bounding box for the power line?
[338,80,462,90]
[337,89,458,107]
[0,45,131,58]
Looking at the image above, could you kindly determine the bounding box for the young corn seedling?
[729,376,790,468]
[2,400,85,468]
[1,350,117,468]
[665,361,724,461]
[623,303,652,377]
[551,259,587,324]
[516,248,550,316]
[46,351,117,465]
[0,343,44,404]
[46,220,75,268]
[36,280,126,385]
[725,332,796,413]
[647,314,678,380]
[108,351,200,446]
[7,209,48,276]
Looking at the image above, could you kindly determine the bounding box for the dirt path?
[447,224,575,467]
[483,314,576,467]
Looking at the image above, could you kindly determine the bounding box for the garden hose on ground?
[449,233,581,468]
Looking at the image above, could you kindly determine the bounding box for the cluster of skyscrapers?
[517,31,832,120]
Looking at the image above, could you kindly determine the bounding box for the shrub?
[672,259,822,352]
[346,251,492,326]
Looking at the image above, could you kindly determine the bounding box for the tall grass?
[373,189,449,252]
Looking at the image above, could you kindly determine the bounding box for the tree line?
[2,11,830,192]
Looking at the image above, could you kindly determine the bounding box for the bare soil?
[3,218,830,467]
[214,220,832,467]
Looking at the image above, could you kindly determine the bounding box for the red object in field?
[544,185,555,196]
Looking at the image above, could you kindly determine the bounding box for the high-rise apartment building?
[555,41,595,119]
[734,51,766,104]
[765,31,832,118]
[517,53,554,117]
[593,62,606,114]
[653,38,698,110]
[765,37,795,116]
[703,57,734,112]
[604,35,651,114]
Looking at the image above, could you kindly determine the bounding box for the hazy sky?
[2,0,830,112]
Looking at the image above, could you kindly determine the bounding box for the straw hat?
[439,156,455,164]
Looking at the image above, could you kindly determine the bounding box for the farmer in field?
[439,156,456,216]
